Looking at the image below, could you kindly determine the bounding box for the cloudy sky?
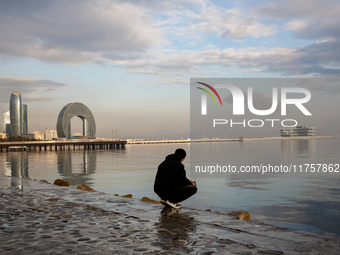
[0,0,339,138]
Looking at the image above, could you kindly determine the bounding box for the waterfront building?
[9,92,22,136]
[280,126,315,137]
[57,102,96,139]
[34,131,44,140]
[9,92,28,137]
[22,104,28,135]
[3,111,10,137]
[22,134,34,139]
[45,128,58,140]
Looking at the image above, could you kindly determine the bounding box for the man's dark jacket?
[154,154,192,199]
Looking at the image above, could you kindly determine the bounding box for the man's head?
[175,148,186,162]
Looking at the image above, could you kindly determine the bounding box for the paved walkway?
[0,176,339,254]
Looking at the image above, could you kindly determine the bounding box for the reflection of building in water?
[281,139,316,157]
[8,152,29,178]
[57,150,97,186]
[280,125,315,137]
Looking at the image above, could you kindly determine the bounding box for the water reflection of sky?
[190,139,340,236]
[0,140,339,236]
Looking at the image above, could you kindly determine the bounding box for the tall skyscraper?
[22,104,28,135]
[8,92,29,137]
[10,92,22,136]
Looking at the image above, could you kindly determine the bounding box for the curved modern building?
[9,92,22,136]
[56,102,96,139]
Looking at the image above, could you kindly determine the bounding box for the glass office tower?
[22,104,28,135]
[9,92,22,136]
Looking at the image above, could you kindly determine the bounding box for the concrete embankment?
[1,175,339,254]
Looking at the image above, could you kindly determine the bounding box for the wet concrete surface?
[0,175,339,254]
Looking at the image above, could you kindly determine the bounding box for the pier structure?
[0,136,334,152]
[127,139,190,144]
[0,140,126,152]
[127,136,334,145]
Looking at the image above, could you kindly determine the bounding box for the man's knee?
[193,185,198,195]
[187,185,197,196]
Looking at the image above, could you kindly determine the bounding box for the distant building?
[280,126,315,137]
[10,92,22,136]
[72,135,90,139]
[22,104,28,135]
[34,131,44,140]
[22,134,34,139]
[9,92,28,137]
[0,132,7,139]
[56,102,96,139]
[3,111,10,137]
[45,128,58,140]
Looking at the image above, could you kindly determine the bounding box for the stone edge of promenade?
[1,175,340,254]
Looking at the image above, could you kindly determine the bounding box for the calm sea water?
[0,139,339,236]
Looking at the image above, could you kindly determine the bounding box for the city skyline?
[0,1,340,138]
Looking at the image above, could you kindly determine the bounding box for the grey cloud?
[253,0,340,19]
[0,0,277,65]
[117,38,340,91]
[288,19,340,40]
[0,77,67,103]
[293,78,340,95]
[121,0,201,11]
[0,0,165,64]
[254,1,340,40]
[297,39,340,69]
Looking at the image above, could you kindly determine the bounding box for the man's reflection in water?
[155,207,197,252]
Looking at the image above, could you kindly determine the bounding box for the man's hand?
[190,180,197,186]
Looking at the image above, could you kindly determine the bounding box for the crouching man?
[154,148,197,209]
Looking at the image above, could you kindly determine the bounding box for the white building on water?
[280,125,315,137]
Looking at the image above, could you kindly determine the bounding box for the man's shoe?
[163,200,182,209]
[160,200,170,207]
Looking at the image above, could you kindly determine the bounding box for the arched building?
[56,102,96,139]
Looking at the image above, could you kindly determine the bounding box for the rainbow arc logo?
[196,82,222,106]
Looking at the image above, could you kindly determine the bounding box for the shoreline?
[1,175,339,254]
